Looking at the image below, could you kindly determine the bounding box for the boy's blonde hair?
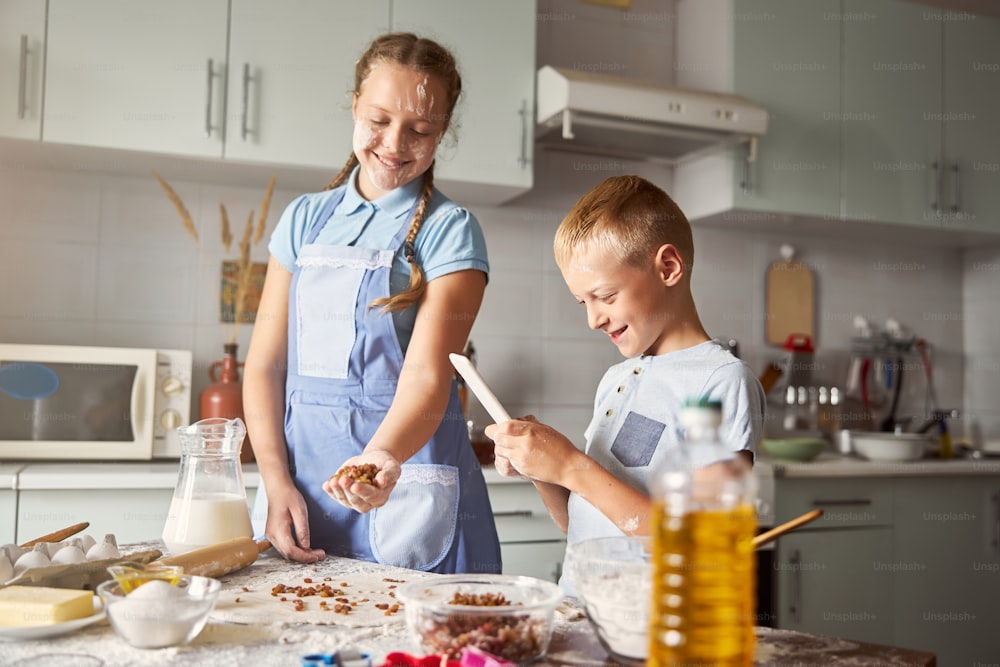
[554,175,694,274]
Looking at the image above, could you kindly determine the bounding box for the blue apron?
[278,186,500,574]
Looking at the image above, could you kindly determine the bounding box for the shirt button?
[617,385,624,393]
[605,409,614,417]
[633,367,642,375]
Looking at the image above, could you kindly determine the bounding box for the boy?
[485,175,765,592]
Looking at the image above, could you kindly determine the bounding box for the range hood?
[535,65,768,163]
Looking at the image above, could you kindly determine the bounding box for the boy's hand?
[486,416,577,484]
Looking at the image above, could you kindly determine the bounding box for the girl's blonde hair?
[554,175,694,275]
[324,32,462,312]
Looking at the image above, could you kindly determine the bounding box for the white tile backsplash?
[2,0,999,445]
[0,239,99,321]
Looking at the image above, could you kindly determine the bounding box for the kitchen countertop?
[762,451,1000,478]
[0,545,937,666]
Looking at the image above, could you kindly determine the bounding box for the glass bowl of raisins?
[396,574,563,662]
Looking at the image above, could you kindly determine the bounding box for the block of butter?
[0,586,94,627]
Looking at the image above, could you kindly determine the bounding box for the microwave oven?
[0,344,192,460]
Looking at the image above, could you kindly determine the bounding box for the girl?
[243,33,501,574]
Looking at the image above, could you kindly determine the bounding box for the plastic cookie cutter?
[301,648,373,667]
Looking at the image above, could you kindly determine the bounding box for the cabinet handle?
[993,493,999,552]
[930,160,941,215]
[494,510,533,519]
[951,162,962,214]
[518,99,529,169]
[205,58,215,138]
[811,498,872,507]
[17,35,28,119]
[241,63,251,141]
[740,137,758,196]
[790,548,802,624]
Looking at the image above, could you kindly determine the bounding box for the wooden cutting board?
[765,259,815,345]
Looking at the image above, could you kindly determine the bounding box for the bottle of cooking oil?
[649,398,757,666]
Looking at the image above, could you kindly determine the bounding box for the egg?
[78,534,97,553]
[13,543,51,575]
[0,546,14,583]
[51,540,87,565]
[86,534,120,560]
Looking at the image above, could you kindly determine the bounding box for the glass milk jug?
[161,417,253,554]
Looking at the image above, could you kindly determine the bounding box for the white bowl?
[96,575,220,649]
[851,432,930,462]
[565,536,650,663]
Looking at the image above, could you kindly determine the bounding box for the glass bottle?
[161,417,253,554]
[649,398,757,666]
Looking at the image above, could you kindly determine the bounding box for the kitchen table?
[0,544,937,667]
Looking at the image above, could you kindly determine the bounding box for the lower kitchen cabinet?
[13,463,260,547]
[17,488,174,546]
[892,476,1000,665]
[485,476,566,583]
[774,528,894,644]
[774,472,1000,663]
[0,488,16,544]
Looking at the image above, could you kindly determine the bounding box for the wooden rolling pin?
[155,537,271,578]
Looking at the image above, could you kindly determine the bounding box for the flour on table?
[212,554,433,628]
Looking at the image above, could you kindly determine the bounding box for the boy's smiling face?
[559,244,676,358]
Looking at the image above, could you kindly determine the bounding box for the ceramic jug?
[161,417,253,554]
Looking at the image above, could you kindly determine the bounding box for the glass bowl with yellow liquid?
[106,562,184,594]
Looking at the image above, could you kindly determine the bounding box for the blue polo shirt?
[269,168,488,352]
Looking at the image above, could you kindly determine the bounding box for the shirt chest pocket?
[610,411,666,467]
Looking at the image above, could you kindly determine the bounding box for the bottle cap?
[683,397,722,411]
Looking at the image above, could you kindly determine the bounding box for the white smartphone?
[449,353,512,424]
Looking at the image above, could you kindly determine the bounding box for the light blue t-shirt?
[269,168,488,352]
[561,340,766,595]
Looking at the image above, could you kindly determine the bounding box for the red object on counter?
[200,342,254,463]
[379,653,460,667]
[378,648,513,667]
[782,333,814,353]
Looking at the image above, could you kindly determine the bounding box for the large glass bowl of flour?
[565,536,651,663]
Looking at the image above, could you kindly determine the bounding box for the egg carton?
[0,533,162,590]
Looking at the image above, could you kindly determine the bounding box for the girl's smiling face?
[351,63,449,200]
[559,244,674,358]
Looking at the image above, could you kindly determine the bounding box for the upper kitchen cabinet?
[842,0,942,229]
[392,0,536,205]
[674,0,1000,242]
[44,0,229,158]
[223,1,389,170]
[942,12,1000,233]
[844,0,1000,234]
[673,0,842,224]
[0,0,46,140]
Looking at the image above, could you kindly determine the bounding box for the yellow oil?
[648,502,757,667]
[109,564,184,594]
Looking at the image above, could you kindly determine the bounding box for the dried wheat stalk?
[230,210,255,343]
[152,171,199,242]
[219,203,233,252]
[255,175,276,245]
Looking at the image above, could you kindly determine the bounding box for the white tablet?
[449,353,512,424]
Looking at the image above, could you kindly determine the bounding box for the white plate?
[0,597,105,641]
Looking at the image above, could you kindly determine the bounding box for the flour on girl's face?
[351,64,448,200]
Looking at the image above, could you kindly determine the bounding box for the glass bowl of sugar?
[96,575,220,649]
